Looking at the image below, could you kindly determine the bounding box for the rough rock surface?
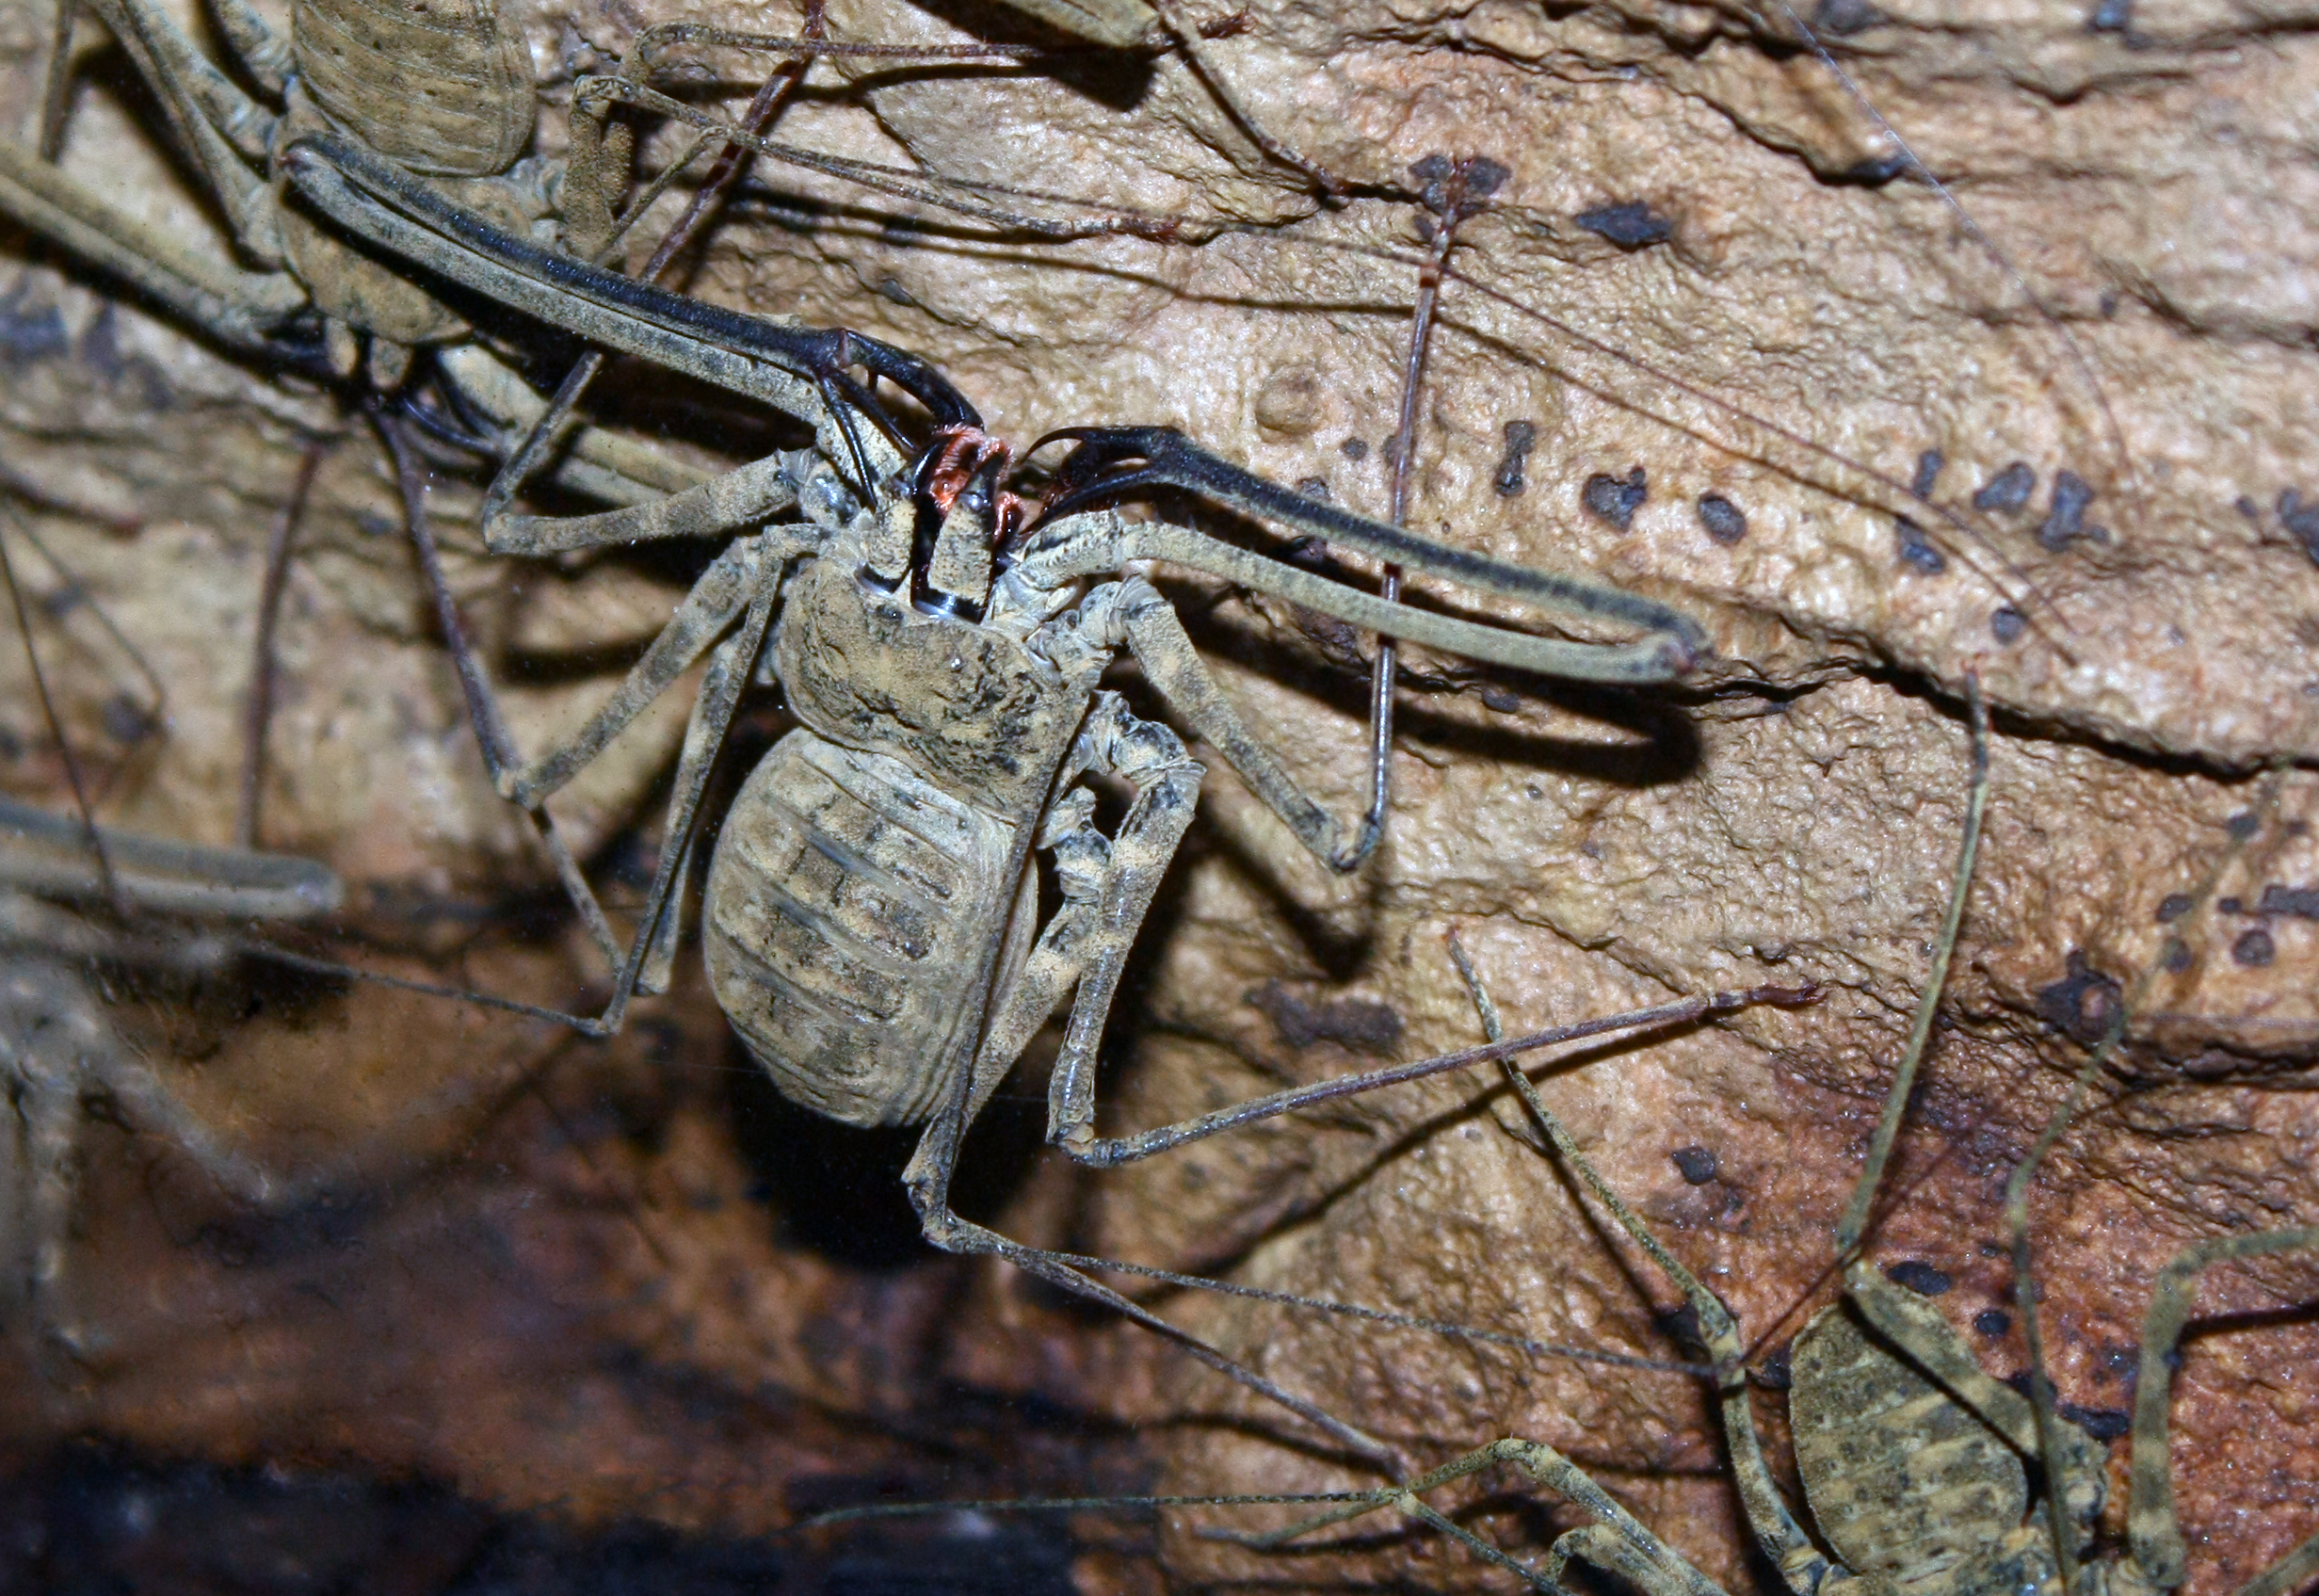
[0,0,2313,1588]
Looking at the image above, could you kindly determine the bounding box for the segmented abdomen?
[1793,1304,2049,1596]
[702,731,1027,1128]
[294,0,534,175]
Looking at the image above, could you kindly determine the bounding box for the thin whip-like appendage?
[4,512,166,730]
[373,403,624,972]
[2000,761,2291,1595]
[1360,176,1460,863]
[575,78,1211,241]
[1143,0,1344,197]
[1445,931,1725,1315]
[1767,0,2136,524]
[1047,1249,1714,1377]
[238,441,322,850]
[796,1490,1381,1532]
[0,501,121,914]
[1834,672,1989,1257]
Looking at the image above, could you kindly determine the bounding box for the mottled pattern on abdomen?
[703,730,1021,1128]
[294,0,534,174]
[1793,1304,2048,1596]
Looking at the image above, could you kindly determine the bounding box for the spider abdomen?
[702,731,1037,1128]
[293,0,536,177]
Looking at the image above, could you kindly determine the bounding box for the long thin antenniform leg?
[238,442,324,849]
[1157,933,1796,1587]
[1353,156,1508,865]
[2122,1228,2319,1596]
[1139,0,1343,195]
[1836,672,1989,1255]
[1232,1434,1731,1596]
[1804,676,2106,1554]
[37,0,78,158]
[1446,934,1829,1595]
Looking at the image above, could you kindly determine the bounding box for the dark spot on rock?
[1755,1345,1793,1390]
[1481,685,1522,713]
[1247,980,1404,1054]
[2231,927,2275,967]
[2279,490,2319,565]
[1885,1260,1953,1297]
[1493,420,1538,497]
[37,578,87,621]
[1990,605,2027,643]
[2034,950,2123,1045]
[1973,461,2036,514]
[1573,202,1672,250]
[1813,0,1882,32]
[1910,449,1945,501]
[2227,809,2261,842]
[101,693,157,745]
[2236,494,2263,521]
[1896,518,1946,573]
[2088,0,2131,31]
[1973,1309,2011,1337]
[1294,476,1333,502]
[1670,1145,1717,1185]
[2155,893,2194,923]
[1339,437,1369,461]
[1697,493,1747,546]
[2160,937,2193,974]
[1582,467,1647,530]
[2258,883,2319,919]
[2037,470,2108,551]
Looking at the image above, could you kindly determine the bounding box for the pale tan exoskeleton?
[222,125,1840,1465]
